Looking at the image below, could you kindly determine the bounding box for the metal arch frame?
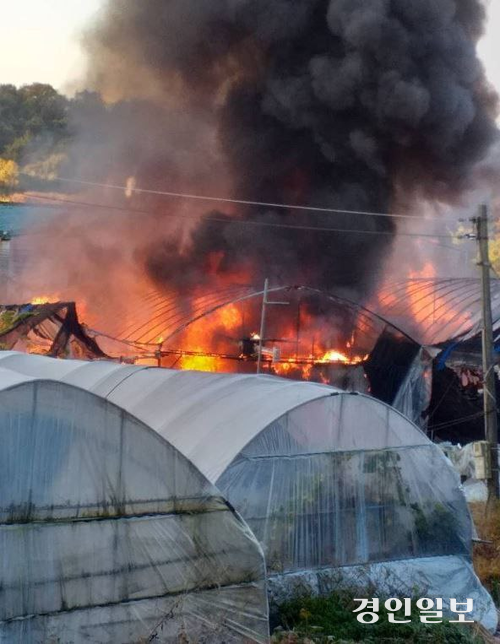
[131,287,254,345]
[116,286,254,343]
[376,277,500,344]
[138,284,421,348]
[114,278,500,349]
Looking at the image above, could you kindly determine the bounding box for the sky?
[478,0,500,97]
[0,0,499,97]
[0,0,103,93]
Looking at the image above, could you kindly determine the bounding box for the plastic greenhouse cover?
[0,375,269,643]
[0,353,428,480]
[218,436,472,571]
[392,348,433,430]
[0,354,496,632]
[214,396,496,629]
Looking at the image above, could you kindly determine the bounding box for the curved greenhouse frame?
[0,367,268,643]
[375,277,500,344]
[0,352,496,631]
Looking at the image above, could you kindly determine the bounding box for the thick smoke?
[84,0,497,299]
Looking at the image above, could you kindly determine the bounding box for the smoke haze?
[16,0,500,325]
[78,0,498,298]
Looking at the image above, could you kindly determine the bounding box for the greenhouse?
[0,366,269,643]
[0,352,497,631]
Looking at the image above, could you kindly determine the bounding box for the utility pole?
[256,279,289,374]
[475,204,500,500]
[295,298,302,360]
[256,279,269,375]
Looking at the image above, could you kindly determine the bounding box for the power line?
[428,411,485,431]
[86,327,153,349]
[20,173,463,222]
[25,193,457,240]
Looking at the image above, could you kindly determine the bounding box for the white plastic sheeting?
[218,426,468,571]
[392,347,433,430]
[0,353,428,476]
[0,353,339,481]
[0,371,268,643]
[441,442,500,504]
[0,353,496,631]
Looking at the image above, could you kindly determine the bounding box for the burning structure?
[1,3,499,641]
[0,0,495,455]
[0,301,105,359]
[376,276,500,442]
[93,284,430,426]
[9,0,499,368]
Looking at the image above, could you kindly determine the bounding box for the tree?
[18,83,68,138]
[0,83,69,162]
[0,85,23,152]
[489,228,500,275]
[0,158,19,194]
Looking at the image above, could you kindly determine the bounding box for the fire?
[30,294,59,305]
[26,344,50,356]
[149,285,373,384]
[372,256,476,345]
[406,263,458,335]
[319,349,351,364]
[272,347,369,381]
[179,355,219,372]
[319,349,369,365]
[160,301,244,373]
[272,358,313,380]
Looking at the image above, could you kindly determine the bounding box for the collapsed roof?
[0,302,106,359]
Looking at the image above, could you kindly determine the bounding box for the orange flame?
[179,355,220,372]
[272,347,369,381]
[30,294,59,305]
[319,349,369,365]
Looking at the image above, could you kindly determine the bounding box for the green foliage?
[0,309,33,335]
[22,152,68,181]
[274,591,484,643]
[3,132,31,162]
[0,84,115,192]
[411,502,463,554]
[18,83,67,134]
[0,83,69,163]
[0,158,19,194]
[0,84,23,152]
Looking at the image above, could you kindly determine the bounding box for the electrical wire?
[25,193,457,240]
[19,173,467,222]
[428,411,485,430]
[85,327,154,349]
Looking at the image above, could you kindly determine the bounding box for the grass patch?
[273,591,489,643]
[471,501,500,607]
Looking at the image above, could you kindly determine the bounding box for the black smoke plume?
[85,0,498,298]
